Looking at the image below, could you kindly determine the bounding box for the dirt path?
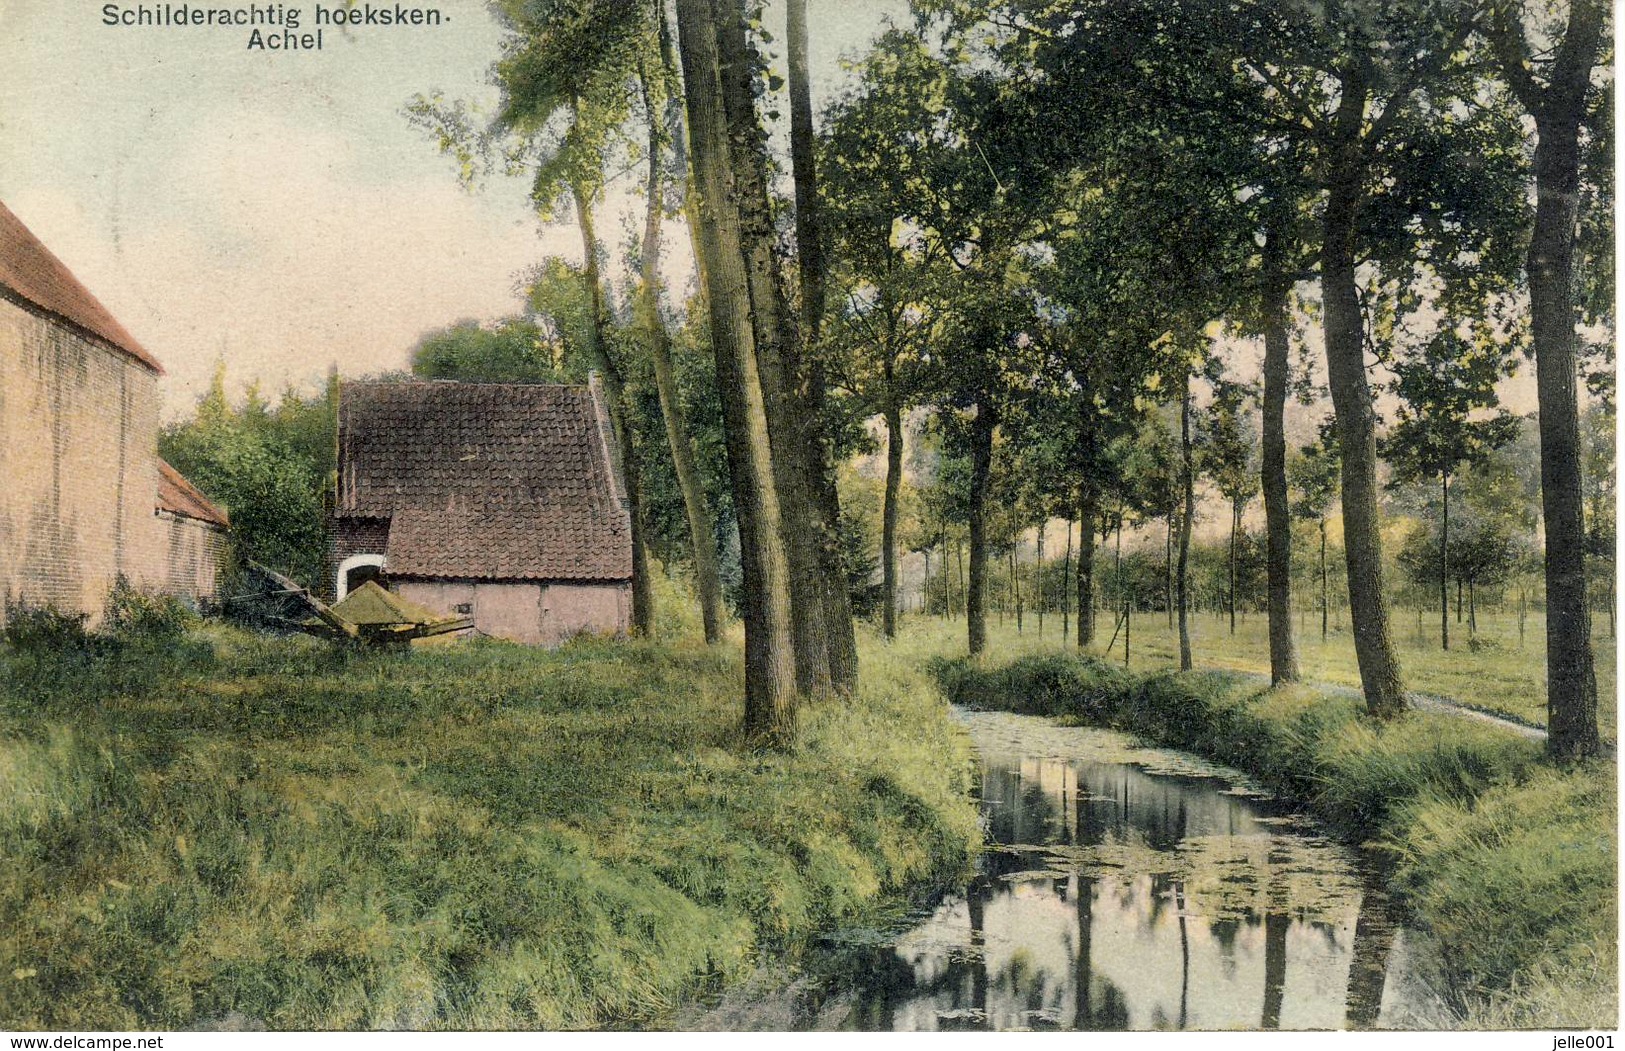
[1404,691,1548,742]
[1238,671,1553,742]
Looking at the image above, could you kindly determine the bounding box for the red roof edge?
[157,459,229,528]
[0,201,163,374]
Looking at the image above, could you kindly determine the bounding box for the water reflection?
[841,710,1445,1031]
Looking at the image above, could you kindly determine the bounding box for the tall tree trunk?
[1260,236,1301,682]
[1320,519,1329,640]
[956,539,966,623]
[1178,368,1195,671]
[1013,541,1023,633]
[1037,521,1045,637]
[709,0,832,700]
[1166,515,1175,629]
[1440,473,1450,651]
[967,400,996,655]
[882,394,903,640]
[1062,516,1072,640]
[571,178,653,637]
[673,0,797,741]
[999,552,1007,627]
[1114,514,1124,612]
[786,0,826,342]
[1123,593,1131,666]
[1075,400,1100,647]
[786,0,857,692]
[637,78,724,643]
[1321,70,1405,716]
[1529,94,1602,750]
[1229,498,1240,635]
[1077,494,1097,647]
[785,0,825,357]
[1488,0,1603,761]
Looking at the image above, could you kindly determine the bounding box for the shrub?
[2,583,213,711]
[103,576,196,645]
[3,600,94,655]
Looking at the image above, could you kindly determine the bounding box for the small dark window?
[453,603,473,615]
[346,564,384,594]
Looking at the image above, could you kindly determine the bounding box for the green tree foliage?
[1289,423,1341,640]
[159,367,336,592]
[623,308,740,613]
[410,316,576,384]
[1203,377,1259,635]
[1383,330,1521,651]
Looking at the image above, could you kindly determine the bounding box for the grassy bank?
[931,649,1617,1029]
[908,610,1617,741]
[1,625,980,1030]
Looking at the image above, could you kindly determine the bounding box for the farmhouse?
[331,379,633,645]
[0,200,227,623]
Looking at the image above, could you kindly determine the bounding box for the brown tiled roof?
[336,381,631,581]
[0,201,162,373]
[156,459,230,527]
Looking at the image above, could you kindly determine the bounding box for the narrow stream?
[822,709,1453,1031]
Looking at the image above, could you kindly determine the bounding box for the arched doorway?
[337,553,386,600]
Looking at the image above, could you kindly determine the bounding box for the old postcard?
[0,0,1615,1040]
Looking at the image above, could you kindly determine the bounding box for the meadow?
[914,605,1618,741]
[0,617,980,1030]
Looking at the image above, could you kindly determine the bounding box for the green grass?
[903,607,1617,741]
[1392,763,1618,1028]
[928,646,1617,1029]
[0,624,980,1030]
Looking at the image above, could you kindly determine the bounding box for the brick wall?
[0,293,165,624]
[329,517,391,601]
[542,581,631,642]
[158,512,228,607]
[394,578,628,646]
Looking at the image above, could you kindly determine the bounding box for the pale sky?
[0,0,909,415]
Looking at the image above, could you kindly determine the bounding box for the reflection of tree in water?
[1261,853,1289,1029]
[1148,871,1175,931]
[1022,780,1055,842]
[982,764,1067,846]
[1344,883,1398,1029]
[991,945,1061,1023]
[1070,871,1130,1030]
[843,741,1408,1032]
[836,947,915,1031]
[1262,910,1288,1028]
[966,874,989,1029]
[1176,880,1191,1029]
[1147,796,1191,852]
[1209,916,1243,975]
